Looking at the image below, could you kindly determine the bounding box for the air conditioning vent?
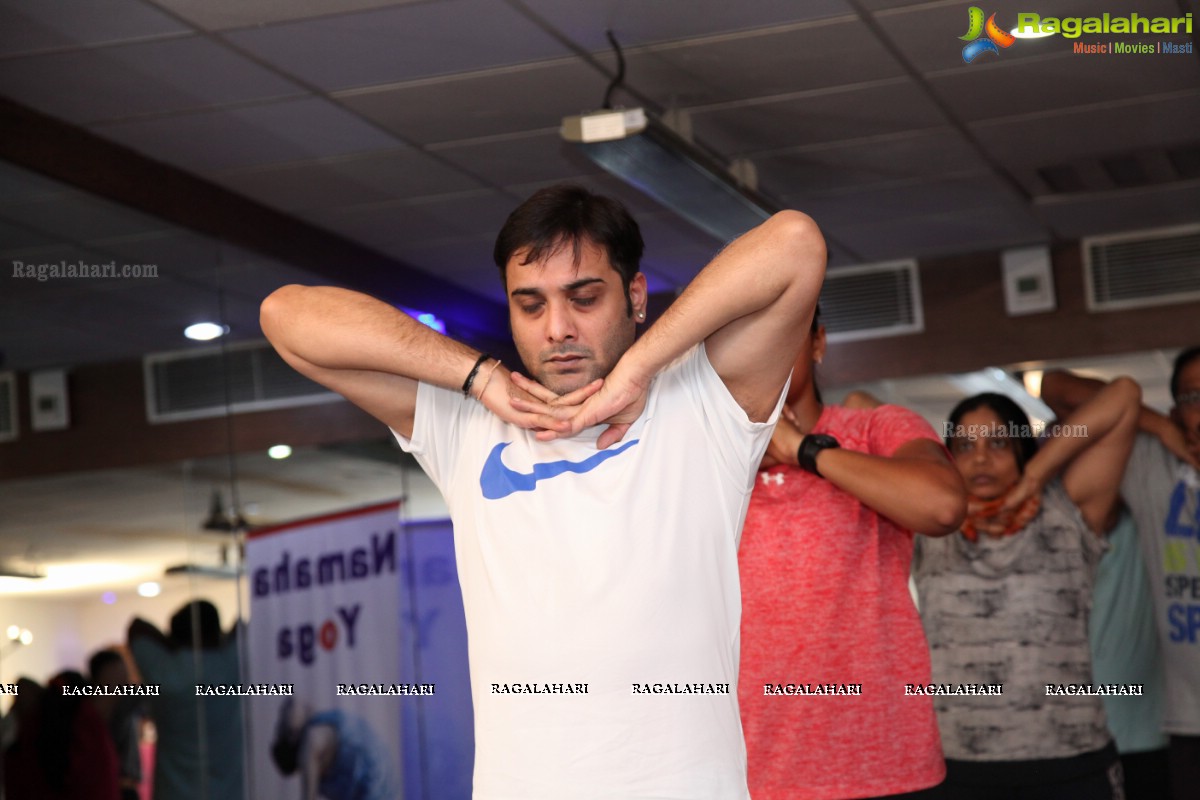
[1084,223,1200,311]
[820,260,924,343]
[0,371,17,442]
[144,340,339,423]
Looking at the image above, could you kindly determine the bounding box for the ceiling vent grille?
[820,260,924,343]
[0,372,17,442]
[144,340,338,423]
[1083,223,1200,311]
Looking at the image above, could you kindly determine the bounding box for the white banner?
[246,501,405,800]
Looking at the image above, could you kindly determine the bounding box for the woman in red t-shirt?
[739,311,966,800]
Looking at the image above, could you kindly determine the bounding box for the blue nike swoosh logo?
[479,439,640,500]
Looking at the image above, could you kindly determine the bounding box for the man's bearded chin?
[536,367,598,396]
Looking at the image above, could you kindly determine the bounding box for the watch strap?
[797,433,840,478]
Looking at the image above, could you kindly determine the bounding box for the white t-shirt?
[393,344,779,799]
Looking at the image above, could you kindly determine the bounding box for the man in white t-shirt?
[261,184,825,799]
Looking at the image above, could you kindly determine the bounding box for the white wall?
[1,595,83,693]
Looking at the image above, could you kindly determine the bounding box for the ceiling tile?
[149,0,413,31]
[826,204,1048,261]
[433,131,606,187]
[929,51,1200,123]
[207,253,344,305]
[222,0,572,92]
[92,97,402,172]
[336,59,610,145]
[1035,182,1200,240]
[759,128,984,199]
[383,236,506,302]
[88,231,224,278]
[0,220,62,254]
[0,163,76,205]
[0,192,169,242]
[973,92,1200,168]
[0,36,305,124]
[689,78,947,155]
[637,211,724,289]
[303,190,515,255]
[213,149,483,212]
[519,0,852,50]
[0,0,189,57]
[506,172,687,220]
[796,172,1051,257]
[621,18,904,108]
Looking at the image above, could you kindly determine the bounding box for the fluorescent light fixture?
[562,108,778,243]
[0,562,156,595]
[0,563,45,579]
[164,563,241,580]
[268,444,292,459]
[184,322,228,341]
[137,581,161,597]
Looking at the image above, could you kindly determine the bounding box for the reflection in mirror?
[1,158,456,798]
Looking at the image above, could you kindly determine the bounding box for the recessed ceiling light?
[184,322,228,341]
[268,444,292,460]
[137,581,161,597]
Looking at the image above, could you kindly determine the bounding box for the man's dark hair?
[1171,346,1200,401]
[88,648,124,682]
[945,392,1039,474]
[493,184,644,315]
[170,600,222,649]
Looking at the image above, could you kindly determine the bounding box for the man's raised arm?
[686,210,826,420]
[260,286,570,439]
[516,210,825,444]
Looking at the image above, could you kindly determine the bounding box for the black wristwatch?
[797,433,840,478]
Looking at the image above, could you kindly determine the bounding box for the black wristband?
[461,353,491,396]
[797,434,840,478]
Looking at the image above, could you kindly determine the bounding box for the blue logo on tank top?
[479,439,639,500]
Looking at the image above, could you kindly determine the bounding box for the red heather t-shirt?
[739,404,946,800]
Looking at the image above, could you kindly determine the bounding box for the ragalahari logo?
[960,7,1016,63]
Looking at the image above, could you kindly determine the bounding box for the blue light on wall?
[402,308,446,334]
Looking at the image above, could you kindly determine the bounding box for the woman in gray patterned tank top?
[912,378,1141,800]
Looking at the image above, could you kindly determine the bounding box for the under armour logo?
[760,472,785,486]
